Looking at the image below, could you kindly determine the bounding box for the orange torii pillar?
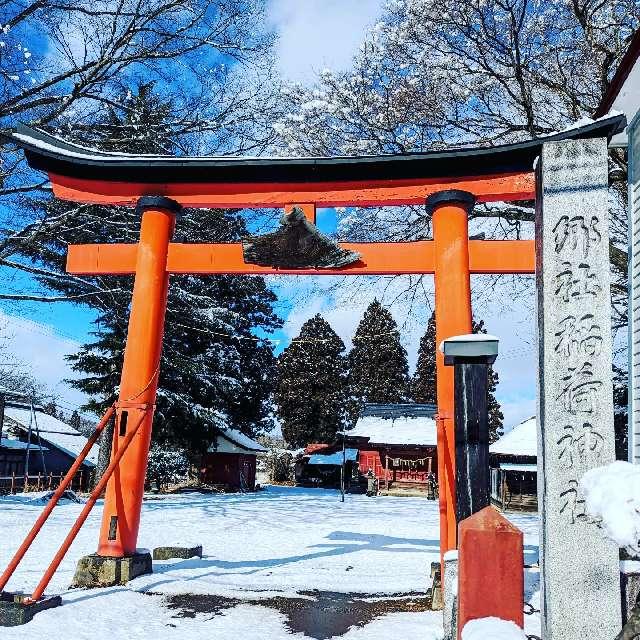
[61,191,535,573]
[428,190,475,557]
[97,196,181,557]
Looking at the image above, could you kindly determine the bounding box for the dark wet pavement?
[153,589,432,639]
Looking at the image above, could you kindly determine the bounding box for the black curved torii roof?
[2,114,626,184]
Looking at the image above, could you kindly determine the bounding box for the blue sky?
[2,0,537,429]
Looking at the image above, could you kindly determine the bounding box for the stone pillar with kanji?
[536,137,621,639]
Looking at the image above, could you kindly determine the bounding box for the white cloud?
[0,310,90,414]
[268,0,385,82]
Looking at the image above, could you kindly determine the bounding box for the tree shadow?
[137,529,439,592]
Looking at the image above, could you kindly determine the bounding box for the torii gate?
[1,116,623,585]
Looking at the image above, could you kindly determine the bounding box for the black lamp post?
[441,334,499,525]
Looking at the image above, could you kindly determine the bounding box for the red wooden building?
[345,404,438,495]
[296,404,439,495]
[200,426,266,491]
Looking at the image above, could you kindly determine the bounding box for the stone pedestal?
[71,550,152,588]
[0,592,61,626]
[443,550,458,640]
[153,545,202,561]
[536,137,621,639]
[430,561,443,611]
[621,561,640,626]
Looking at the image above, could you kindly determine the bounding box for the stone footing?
[430,561,443,611]
[71,550,152,588]
[0,592,62,626]
[443,551,459,640]
[621,563,640,626]
[153,545,203,561]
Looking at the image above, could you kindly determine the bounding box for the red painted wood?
[457,506,524,638]
[66,239,535,276]
[49,171,535,207]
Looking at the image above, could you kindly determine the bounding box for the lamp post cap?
[440,334,499,365]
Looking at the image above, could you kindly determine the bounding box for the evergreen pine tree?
[472,319,504,443]
[411,313,503,442]
[348,300,409,419]
[20,83,281,459]
[412,311,437,404]
[275,315,348,448]
[69,410,82,431]
[43,400,58,418]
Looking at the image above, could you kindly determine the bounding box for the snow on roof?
[0,437,47,451]
[218,426,266,453]
[500,463,537,472]
[307,449,359,465]
[4,406,98,466]
[347,415,437,447]
[490,416,537,457]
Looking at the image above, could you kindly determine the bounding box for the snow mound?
[1,490,84,505]
[462,617,527,640]
[580,461,640,551]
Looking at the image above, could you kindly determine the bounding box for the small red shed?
[200,426,266,491]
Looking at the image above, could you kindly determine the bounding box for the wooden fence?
[0,471,90,495]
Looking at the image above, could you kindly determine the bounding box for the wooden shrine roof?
[3,114,625,185]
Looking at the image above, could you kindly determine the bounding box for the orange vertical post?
[457,506,524,638]
[97,196,180,557]
[429,190,475,559]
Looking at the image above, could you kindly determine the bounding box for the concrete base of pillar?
[71,550,152,588]
[153,545,202,561]
[0,592,62,626]
[443,551,459,640]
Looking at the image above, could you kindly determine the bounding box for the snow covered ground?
[0,486,540,639]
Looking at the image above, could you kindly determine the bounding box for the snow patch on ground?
[580,461,640,551]
[2,490,83,505]
[462,617,527,640]
[0,486,539,638]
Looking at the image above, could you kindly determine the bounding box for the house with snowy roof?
[489,416,537,511]
[296,403,439,496]
[0,401,97,492]
[200,425,266,491]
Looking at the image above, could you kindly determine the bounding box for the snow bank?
[580,461,640,551]
[0,489,83,505]
[462,617,527,640]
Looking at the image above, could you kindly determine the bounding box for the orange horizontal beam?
[468,240,535,274]
[168,241,437,275]
[51,172,535,208]
[66,243,137,275]
[67,239,535,276]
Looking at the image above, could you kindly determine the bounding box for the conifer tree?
[21,83,281,459]
[69,410,82,430]
[275,315,348,448]
[43,400,59,418]
[348,300,409,419]
[412,311,437,404]
[411,313,504,442]
[472,319,504,443]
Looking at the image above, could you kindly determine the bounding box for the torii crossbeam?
[4,115,624,574]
